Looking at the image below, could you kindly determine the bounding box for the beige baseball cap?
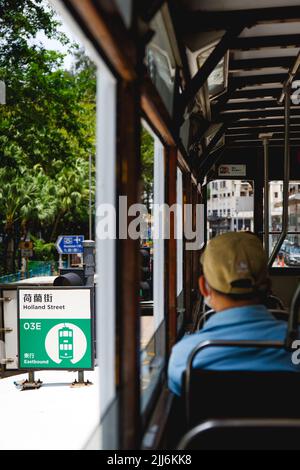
[201,232,269,295]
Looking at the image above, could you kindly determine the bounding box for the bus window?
[145,11,176,116]
[207,180,254,240]
[197,46,229,100]
[140,124,166,414]
[270,182,300,268]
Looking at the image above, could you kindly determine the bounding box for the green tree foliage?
[31,235,56,261]
[0,0,96,274]
[141,128,154,212]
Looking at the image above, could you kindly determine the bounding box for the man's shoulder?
[172,330,209,355]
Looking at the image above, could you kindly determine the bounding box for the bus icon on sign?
[58,326,74,360]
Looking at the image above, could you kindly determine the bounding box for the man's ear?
[199,275,210,297]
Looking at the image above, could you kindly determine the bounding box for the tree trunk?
[50,210,64,242]
[6,235,15,274]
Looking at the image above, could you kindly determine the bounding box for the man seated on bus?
[168,232,299,396]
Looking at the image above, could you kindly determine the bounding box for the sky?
[33,1,84,70]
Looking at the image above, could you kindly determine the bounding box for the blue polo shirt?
[168,305,300,396]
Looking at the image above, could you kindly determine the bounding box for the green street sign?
[18,287,94,370]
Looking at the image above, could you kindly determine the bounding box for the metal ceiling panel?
[176,0,300,12]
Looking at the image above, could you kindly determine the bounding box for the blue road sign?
[56,236,85,255]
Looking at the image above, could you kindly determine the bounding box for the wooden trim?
[67,0,137,80]
[116,79,141,449]
[142,387,174,449]
[65,1,192,175]
[141,78,192,175]
[177,149,191,175]
[141,77,176,147]
[166,146,178,352]
[192,186,200,296]
[197,124,227,172]
[183,175,192,324]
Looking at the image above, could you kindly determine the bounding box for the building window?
[274,192,278,198]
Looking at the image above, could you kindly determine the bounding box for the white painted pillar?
[96,65,117,419]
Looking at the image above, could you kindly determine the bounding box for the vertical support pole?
[283,85,291,237]
[117,79,141,449]
[184,176,192,323]
[263,138,270,256]
[78,371,84,384]
[0,288,4,378]
[268,86,291,267]
[176,168,184,306]
[21,257,26,280]
[28,371,35,383]
[254,149,264,243]
[166,147,177,352]
[203,185,208,247]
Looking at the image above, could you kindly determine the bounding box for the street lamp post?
[89,153,93,241]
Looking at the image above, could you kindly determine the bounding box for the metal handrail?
[286,283,300,350]
[195,309,215,330]
[196,304,287,332]
[178,418,300,450]
[185,339,285,427]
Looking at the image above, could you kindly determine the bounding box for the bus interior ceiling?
[2,0,300,450]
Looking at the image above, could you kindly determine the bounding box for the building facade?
[207,180,254,238]
[207,180,300,242]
